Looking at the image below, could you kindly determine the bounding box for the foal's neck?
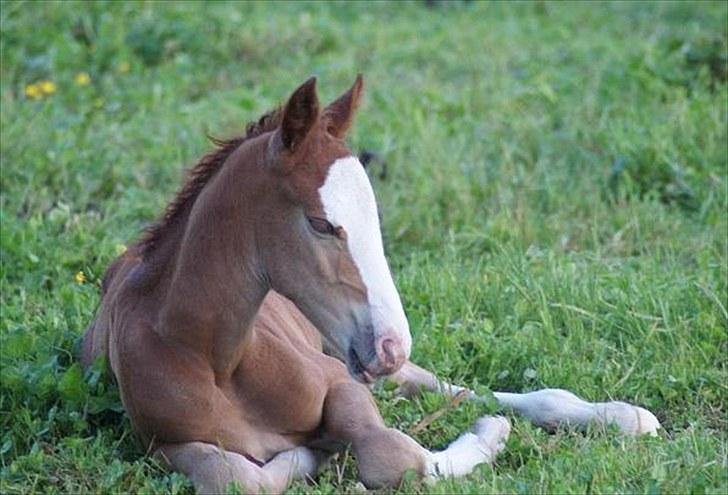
[155,145,269,377]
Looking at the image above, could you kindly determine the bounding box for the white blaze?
[318,156,411,355]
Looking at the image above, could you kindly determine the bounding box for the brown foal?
[83,76,659,493]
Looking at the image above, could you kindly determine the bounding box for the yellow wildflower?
[39,80,56,95]
[115,243,128,255]
[25,83,42,99]
[118,61,130,74]
[75,72,91,86]
[75,271,86,284]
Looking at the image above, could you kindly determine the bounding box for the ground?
[1,1,726,493]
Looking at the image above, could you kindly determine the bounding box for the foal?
[83,76,659,493]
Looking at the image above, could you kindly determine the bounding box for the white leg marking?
[425,416,510,481]
[390,362,661,436]
[157,443,321,494]
[494,389,661,436]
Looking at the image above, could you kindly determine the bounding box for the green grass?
[1,1,726,493]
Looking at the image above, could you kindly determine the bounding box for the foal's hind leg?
[389,361,661,436]
[323,381,510,489]
[156,442,320,494]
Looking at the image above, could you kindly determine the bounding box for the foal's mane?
[137,107,283,256]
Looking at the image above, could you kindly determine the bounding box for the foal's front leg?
[156,442,320,494]
[390,361,661,436]
[323,382,510,489]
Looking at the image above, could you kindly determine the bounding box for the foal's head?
[248,76,410,381]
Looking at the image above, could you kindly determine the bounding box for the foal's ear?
[281,77,320,151]
[324,74,363,139]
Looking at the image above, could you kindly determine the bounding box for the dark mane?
[137,106,283,256]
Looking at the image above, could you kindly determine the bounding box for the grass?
[1,1,726,493]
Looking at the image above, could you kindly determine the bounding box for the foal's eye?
[307,216,337,236]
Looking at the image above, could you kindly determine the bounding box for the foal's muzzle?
[347,332,406,383]
[374,335,406,374]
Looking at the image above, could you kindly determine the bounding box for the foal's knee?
[353,427,426,489]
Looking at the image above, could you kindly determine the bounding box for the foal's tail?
[81,312,112,371]
[80,319,100,369]
[80,253,127,370]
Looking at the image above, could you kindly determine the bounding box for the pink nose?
[374,336,406,375]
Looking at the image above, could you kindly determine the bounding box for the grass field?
[1,1,727,493]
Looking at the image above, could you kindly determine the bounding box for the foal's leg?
[389,361,661,436]
[156,442,320,494]
[323,382,510,489]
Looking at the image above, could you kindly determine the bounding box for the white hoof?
[595,402,661,436]
[633,406,661,436]
[283,446,321,478]
[473,416,511,456]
